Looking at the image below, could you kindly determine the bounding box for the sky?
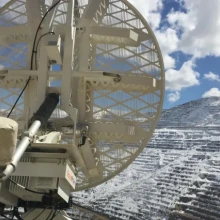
[0,0,220,110]
[128,0,220,109]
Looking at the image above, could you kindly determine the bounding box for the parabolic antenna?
[0,0,164,218]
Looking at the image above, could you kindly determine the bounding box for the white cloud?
[168,0,220,58]
[202,88,220,98]
[204,72,220,82]
[156,28,179,55]
[155,28,179,69]
[167,10,196,33]
[168,91,180,103]
[126,1,181,71]
[166,59,200,91]
[128,0,163,30]
[163,54,175,70]
[127,0,178,70]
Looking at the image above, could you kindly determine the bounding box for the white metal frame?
[0,0,165,192]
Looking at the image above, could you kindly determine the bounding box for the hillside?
[73,97,220,220]
[159,97,220,127]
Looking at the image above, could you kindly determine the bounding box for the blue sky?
[129,0,220,109]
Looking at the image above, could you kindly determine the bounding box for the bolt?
[50,60,57,64]
[114,74,121,82]
[81,130,86,135]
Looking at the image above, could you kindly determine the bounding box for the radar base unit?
[9,156,76,203]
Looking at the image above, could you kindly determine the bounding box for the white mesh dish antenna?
[0,0,164,193]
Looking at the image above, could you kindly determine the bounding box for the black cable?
[35,32,55,69]
[0,211,13,215]
[7,0,61,118]
[49,211,57,220]
[13,207,23,220]
[11,207,15,220]
[0,210,14,220]
[43,200,60,220]
[9,178,50,196]
[50,210,60,220]
[32,208,48,220]
[0,213,11,220]
[45,209,54,220]
[30,0,61,70]
[49,202,61,220]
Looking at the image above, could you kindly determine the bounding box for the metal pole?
[0,120,41,182]
[0,93,59,181]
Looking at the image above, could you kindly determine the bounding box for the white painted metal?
[0,0,164,193]
[61,0,75,110]
[12,162,75,180]
[46,35,63,64]
[9,157,76,202]
[35,3,56,111]
[0,117,18,167]
[1,120,41,181]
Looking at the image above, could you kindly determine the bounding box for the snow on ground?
[73,97,220,220]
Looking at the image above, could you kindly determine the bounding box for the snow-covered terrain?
[73,97,220,220]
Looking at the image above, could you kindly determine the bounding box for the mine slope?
[73,97,220,220]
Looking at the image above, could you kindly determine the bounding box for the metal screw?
[114,74,121,82]
[50,60,57,64]
[81,130,86,135]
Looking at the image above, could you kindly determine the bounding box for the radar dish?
[0,0,165,192]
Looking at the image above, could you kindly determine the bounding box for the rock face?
[73,97,220,220]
